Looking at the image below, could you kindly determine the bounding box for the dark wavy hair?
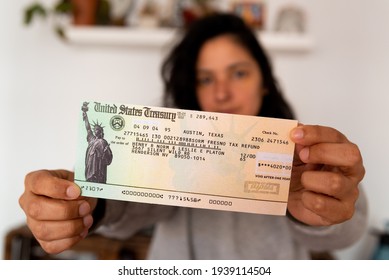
[161,13,295,119]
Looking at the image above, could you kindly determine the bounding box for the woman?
[19,13,367,259]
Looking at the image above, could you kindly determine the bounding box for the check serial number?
[209,199,232,206]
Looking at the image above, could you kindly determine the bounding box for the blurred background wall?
[1,0,389,259]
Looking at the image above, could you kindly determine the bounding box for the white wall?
[267,0,389,259]
[1,0,388,259]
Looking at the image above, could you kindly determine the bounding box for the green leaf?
[54,0,73,15]
[24,3,47,25]
[55,25,67,40]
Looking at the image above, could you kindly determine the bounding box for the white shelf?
[65,26,314,53]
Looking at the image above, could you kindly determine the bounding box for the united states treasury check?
[74,101,298,215]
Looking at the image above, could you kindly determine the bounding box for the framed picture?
[230,0,266,29]
[161,0,219,28]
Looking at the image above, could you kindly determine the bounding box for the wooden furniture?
[4,224,151,260]
[4,224,333,259]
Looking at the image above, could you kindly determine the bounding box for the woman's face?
[196,35,265,116]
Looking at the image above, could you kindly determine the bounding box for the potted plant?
[23,0,110,38]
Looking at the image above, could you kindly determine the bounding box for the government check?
[74,101,298,215]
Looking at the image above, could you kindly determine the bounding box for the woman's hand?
[19,169,98,254]
[288,125,365,226]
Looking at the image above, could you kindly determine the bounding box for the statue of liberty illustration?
[81,102,113,183]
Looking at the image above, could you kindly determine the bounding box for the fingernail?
[79,201,90,217]
[83,215,93,228]
[291,128,304,140]
[66,185,80,199]
[80,228,88,239]
[299,147,309,162]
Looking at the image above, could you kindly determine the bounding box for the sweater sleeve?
[92,199,177,239]
[286,186,368,252]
